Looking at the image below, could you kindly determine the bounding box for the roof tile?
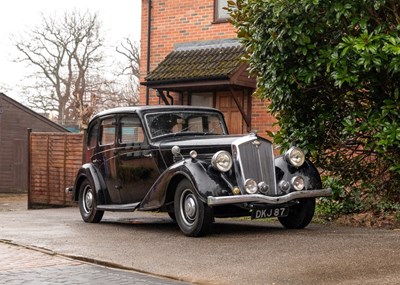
[145,45,245,82]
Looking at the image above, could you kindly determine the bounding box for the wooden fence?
[29,132,83,208]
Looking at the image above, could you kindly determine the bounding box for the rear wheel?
[278,198,315,229]
[174,179,213,237]
[78,179,104,223]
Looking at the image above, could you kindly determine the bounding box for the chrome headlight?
[285,146,305,168]
[211,151,233,172]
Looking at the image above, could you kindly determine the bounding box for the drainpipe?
[145,0,152,105]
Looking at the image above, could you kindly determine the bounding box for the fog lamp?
[244,179,258,194]
[278,180,290,193]
[291,176,305,191]
[258,182,269,194]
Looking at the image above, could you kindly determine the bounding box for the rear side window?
[100,118,116,145]
[87,121,99,148]
[119,115,144,144]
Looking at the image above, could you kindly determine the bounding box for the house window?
[191,92,214,107]
[214,0,230,22]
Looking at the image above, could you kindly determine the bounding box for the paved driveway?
[0,242,190,285]
[0,198,399,284]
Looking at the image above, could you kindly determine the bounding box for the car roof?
[91,105,222,121]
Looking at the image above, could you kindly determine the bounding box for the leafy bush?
[228,0,400,213]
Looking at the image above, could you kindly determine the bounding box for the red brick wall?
[251,99,279,140]
[139,0,279,138]
[140,0,237,105]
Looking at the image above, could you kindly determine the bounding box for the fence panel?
[29,132,83,208]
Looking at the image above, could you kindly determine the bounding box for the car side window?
[87,121,99,148]
[100,117,116,145]
[119,115,144,144]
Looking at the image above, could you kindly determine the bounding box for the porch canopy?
[141,39,256,127]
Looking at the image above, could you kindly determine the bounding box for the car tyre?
[79,179,104,223]
[278,198,315,229]
[174,179,213,237]
[167,211,176,221]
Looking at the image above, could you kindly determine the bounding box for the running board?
[96,202,140,212]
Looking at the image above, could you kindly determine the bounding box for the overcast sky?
[0,0,141,101]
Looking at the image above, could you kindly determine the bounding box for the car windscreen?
[145,111,227,139]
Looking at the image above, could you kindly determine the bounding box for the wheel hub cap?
[184,195,196,220]
[85,191,93,210]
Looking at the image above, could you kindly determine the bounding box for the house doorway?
[216,93,244,134]
[190,91,244,134]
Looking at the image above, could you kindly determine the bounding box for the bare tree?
[83,37,141,112]
[13,10,104,129]
[0,83,10,94]
[113,37,140,105]
[116,38,140,81]
[13,10,140,130]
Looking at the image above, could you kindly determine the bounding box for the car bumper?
[207,188,332,206]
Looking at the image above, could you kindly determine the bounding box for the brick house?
[139,0,278,137]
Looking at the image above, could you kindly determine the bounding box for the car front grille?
[232,135,277,195]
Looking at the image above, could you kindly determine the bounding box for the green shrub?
[228,0,400,214]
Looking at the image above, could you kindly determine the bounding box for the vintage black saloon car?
[70,105,331,236]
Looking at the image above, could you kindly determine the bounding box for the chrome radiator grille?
[232,135,277,195]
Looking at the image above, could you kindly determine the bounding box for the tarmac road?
[1,195,400,284]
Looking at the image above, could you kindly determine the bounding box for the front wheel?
[78,179,104,223]
[174,179,213,237]
[278,198,315,229]
[167,211,176,221]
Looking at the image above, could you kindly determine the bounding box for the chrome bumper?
[65,187,73,194]
[207,188,332,206]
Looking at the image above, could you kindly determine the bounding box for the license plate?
[251,207,288,219]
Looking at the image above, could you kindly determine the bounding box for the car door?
[116,114,159,204]
[94,116,121,204]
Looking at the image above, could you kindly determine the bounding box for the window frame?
[190,92,215,107]
[99,117,116,146]
[118,115,145,145]
[86,120,99,149]
[214,0,230,23]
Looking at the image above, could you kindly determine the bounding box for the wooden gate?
[29,132,83,208]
